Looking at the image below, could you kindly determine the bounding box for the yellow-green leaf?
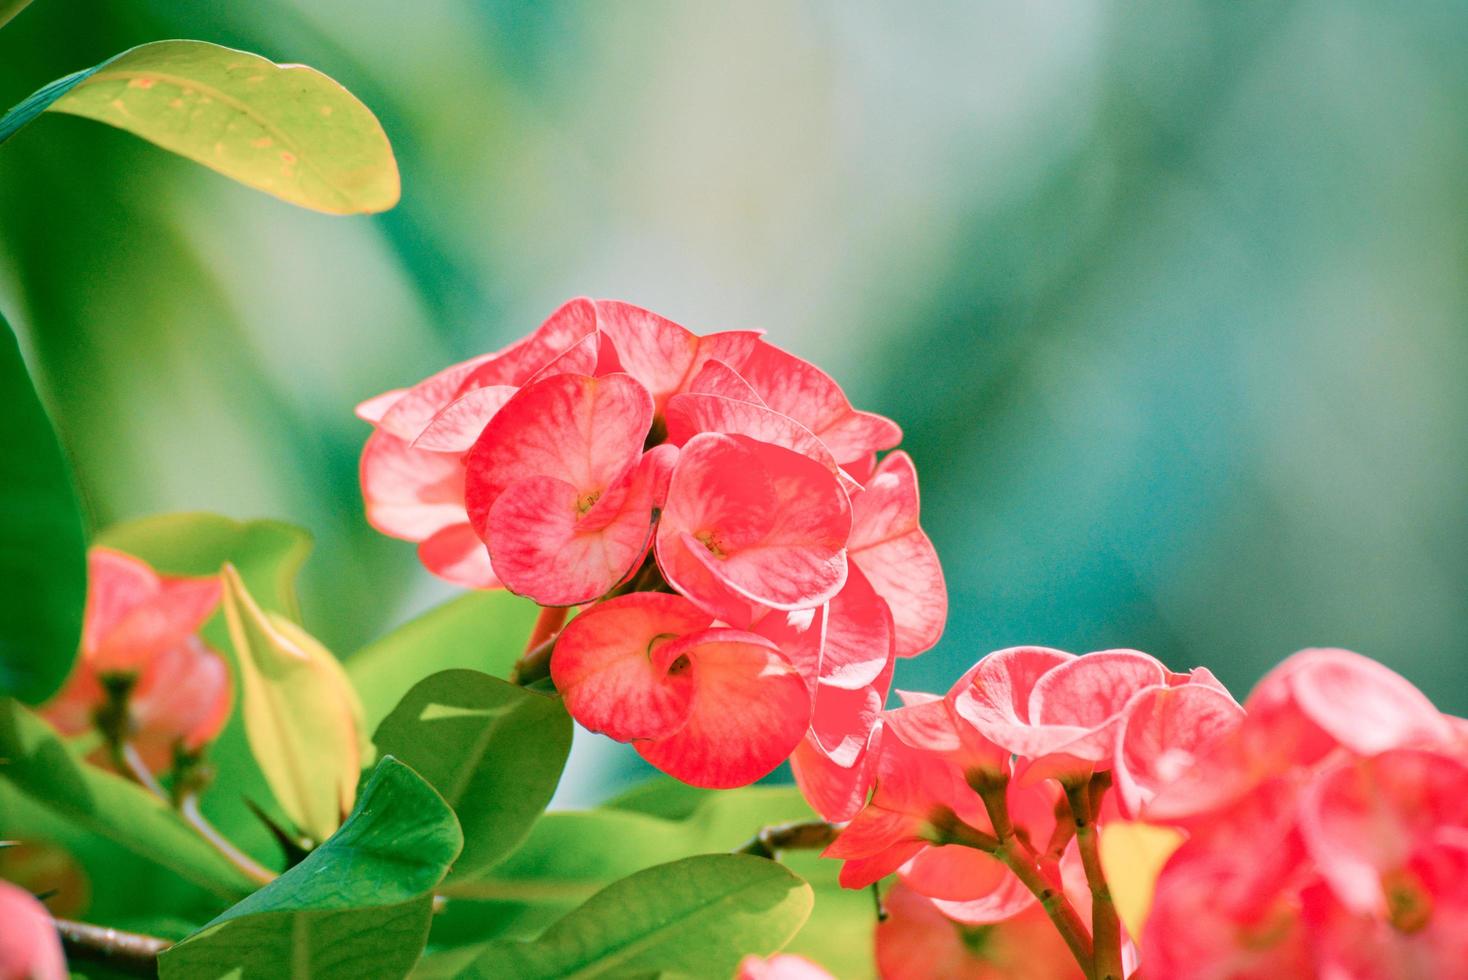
[0,40,399,214]
[220,563,369,842]
[1098,820,1185,941]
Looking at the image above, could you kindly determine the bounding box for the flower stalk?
[1066,772,1123,980]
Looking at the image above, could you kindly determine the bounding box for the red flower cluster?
[42,548,231,774]
[827,646,1235,979]
[357,299,946,792]
[1139,648,1468,978]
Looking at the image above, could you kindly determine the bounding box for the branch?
[1067,772,1123,980]
[735,820,840,858]
[510,606,567,686]
[54,918,167,977]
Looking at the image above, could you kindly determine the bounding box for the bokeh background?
[3,0,1465,803]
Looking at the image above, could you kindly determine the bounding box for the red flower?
[551,593,810,788]
[734,954,836,980]
[43,548,231,773]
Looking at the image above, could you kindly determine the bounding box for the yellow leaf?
[220,563,369,842]
[1098,820,1185,941]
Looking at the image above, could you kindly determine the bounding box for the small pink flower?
[876,881,1085,980]
[1112,682,1245,819]
[0,881,66,980]
[551,593,810,788]
[463,373,661,606]
[655,433,851,626]
[734,954,837,980]
[43,548,231,773]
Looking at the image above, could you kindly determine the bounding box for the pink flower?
[950,646,1224,786]
[358,298,601,589]
[734,954,837,980]
[551,593,810,788]
[876,881,1084,980]
[0,881,66,980]
[655,433,850,626]
[463,372,667,605]
[43,548,231,773]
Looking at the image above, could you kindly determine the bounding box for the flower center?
[1383,868,1433,934]
[695,529,727,559]
[576,489,602,515]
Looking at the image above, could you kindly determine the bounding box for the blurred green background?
[3,1,1465,803]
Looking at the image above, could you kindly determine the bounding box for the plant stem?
[179,793,277,887]
[970,785,1096,977]
[1066,773,1123,980]
[735,820,840,858]
[53,918,167,977]
[510,607,567,685]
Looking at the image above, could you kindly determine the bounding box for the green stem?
[1066,774,1123,980]
[510,606,567,685]
[179,793,277,887]
[943,800,1095,975]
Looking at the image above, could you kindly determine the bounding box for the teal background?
[2,1,1465,802]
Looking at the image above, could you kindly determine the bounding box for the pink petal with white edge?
[354,388,405,424]
[552,593,711,743]
[736,340,901,465]
[665,392,840,474]
[636,628,810,789]
[821,563,894,689]
[930,873,1040,927]
[83,548,162,654]
[1287,647,1455,756]
[594,299,761,414]
[0,881,67,980]
[848,452,947,658]
[412,385,517,453]
[457,297,599,392]
[486,448,670,606]
[656,433,850,620]
[949,646,1076,755]
[686,359,765,404]
[377,352,497,440]
[811,681,884,765]
[464,372,653,529]
[1113,683,1245,819]
[749,604,826,692]
[417,523,500,590]
[1028,650,1168,738]
[360,430,467,540]
[791,725,880,822]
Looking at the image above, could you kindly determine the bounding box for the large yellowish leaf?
[220,563,370,843]
[1098,820,1185,941]
[0,40,399,214]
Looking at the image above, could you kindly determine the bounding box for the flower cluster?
[42,548,231,775]
[819,644,1468,979]
[824,645,1239,979]
[358,299,946,794]
[1139,648,1468,977]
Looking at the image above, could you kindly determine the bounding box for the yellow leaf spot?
[251,137,274,149]
[319,105,333,117]
[1099,821,1185,941]
[168,98,183,109]
[280,150,297,166]
[128,77,155,90]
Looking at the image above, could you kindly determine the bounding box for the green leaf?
[221,564,369,843]
[0,312,86,704]
[0,698,254,901]
[0,0,32,31]
[161,756,462,979]
[439,785,872,978]
[373,669,571,882]
[463,854,813,980]
[0,40,399,214]
[347,590,540,728]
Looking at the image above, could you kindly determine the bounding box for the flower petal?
[551,593,710,742]
[635,628,810,789]
[417,523,500,589]
[360,429,467,540]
